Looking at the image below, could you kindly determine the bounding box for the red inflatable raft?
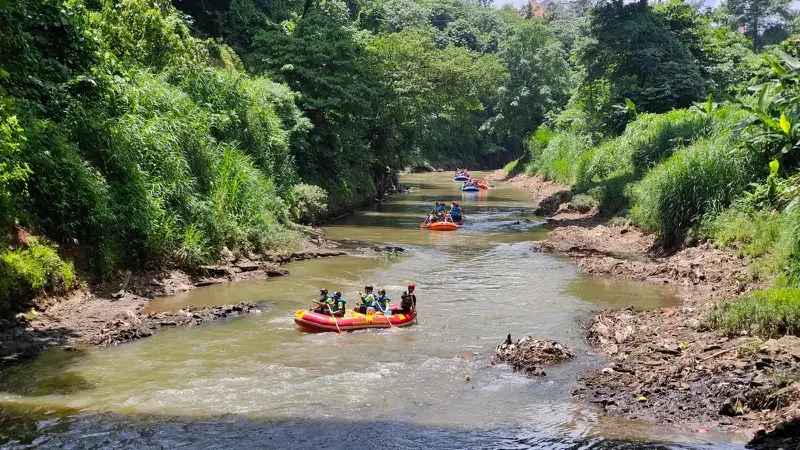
[427,221,459,231]
[294,307,417,332]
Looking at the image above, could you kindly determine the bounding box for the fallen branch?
[699,346,739,362]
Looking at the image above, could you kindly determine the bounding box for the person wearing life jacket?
[394,283,417,314]
[434,202,446,214]
[327,291,346,317]
[450,201,463,221]
[353,285,376,314]
[374,288,391,315]
[312,288,333,314]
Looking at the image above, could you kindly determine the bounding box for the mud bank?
[492,171,800,446]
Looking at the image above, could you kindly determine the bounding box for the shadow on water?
[0,406,746,449]
[0,348,93,397]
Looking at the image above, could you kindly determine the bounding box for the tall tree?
[579,1,705,117]
[723,0,791,51]
[488,20,570,153]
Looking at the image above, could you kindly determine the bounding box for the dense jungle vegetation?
[3,0,800,324]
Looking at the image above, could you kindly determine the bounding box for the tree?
[723,0,791,51]
[367,28,507,164]
[655,0,759,97]
[488,20,570,153]
[579,1,705,118]
[251,3,381,201]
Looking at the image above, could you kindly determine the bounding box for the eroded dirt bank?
[489,170,800,447]
[0,233,404,368]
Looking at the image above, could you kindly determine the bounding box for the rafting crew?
[312,289,347,317]
[305,284,417,321]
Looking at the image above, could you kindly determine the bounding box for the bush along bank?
[495,51,800,443]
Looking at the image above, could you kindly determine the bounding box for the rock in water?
[492,334,576,376]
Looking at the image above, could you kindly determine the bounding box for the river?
[0,173,746,449]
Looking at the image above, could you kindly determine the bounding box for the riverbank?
[0,231,395,368]
[488,170,800,446]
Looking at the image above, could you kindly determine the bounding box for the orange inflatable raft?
[294,307,417,332]
[427,221,459,231]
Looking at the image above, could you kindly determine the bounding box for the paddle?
[326,303,342,334]
[419,207,436,228]
[373,299,398,329]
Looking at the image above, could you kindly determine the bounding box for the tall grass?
[704,199,800,285]
[630,136,758,247]
[0,239,75,311]
[523,107,745,217]
[16,69,304,273]
[528,132,592,185]
[707,288,800,338]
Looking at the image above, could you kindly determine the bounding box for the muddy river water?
[0,173,747,448]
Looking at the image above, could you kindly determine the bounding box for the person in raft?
[433,202,446,215]
[394,283,417,314]
[353,285,376,314]
[374,288,391,315]
[450,201,462,217]
[312,288,333,314]
[327,291,346,317]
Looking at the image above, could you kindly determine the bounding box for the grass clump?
[0,239,75,311]
[630,136,757,247]
[708,288,800,338]
[569,193,598,213]
[502,158,519,175]
[703,205,782,257]
[702,199,800,285]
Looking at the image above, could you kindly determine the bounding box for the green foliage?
[0,239,75,311]
[630,136,758,247]
[368,27,508,167]
[707,288,800,338]
[735,50,800,170]
[0,102,30,226]
[722,0,792,51]
[288,183,329,224]
[575,1,706,132]
[488,20,569,154]
[703,189,800,284]
[528,132,592,185]
[655,0,758,98]
[704,204,782,257]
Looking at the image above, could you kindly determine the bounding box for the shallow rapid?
[0,173,746,449]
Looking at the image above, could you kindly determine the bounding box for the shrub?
[0,239,75,311]
[569,193,597,213]
[630,136,758,247]
[707,288,800,338]
[288,183,329,224]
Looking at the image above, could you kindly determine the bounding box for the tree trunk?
[752,17,760,52]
